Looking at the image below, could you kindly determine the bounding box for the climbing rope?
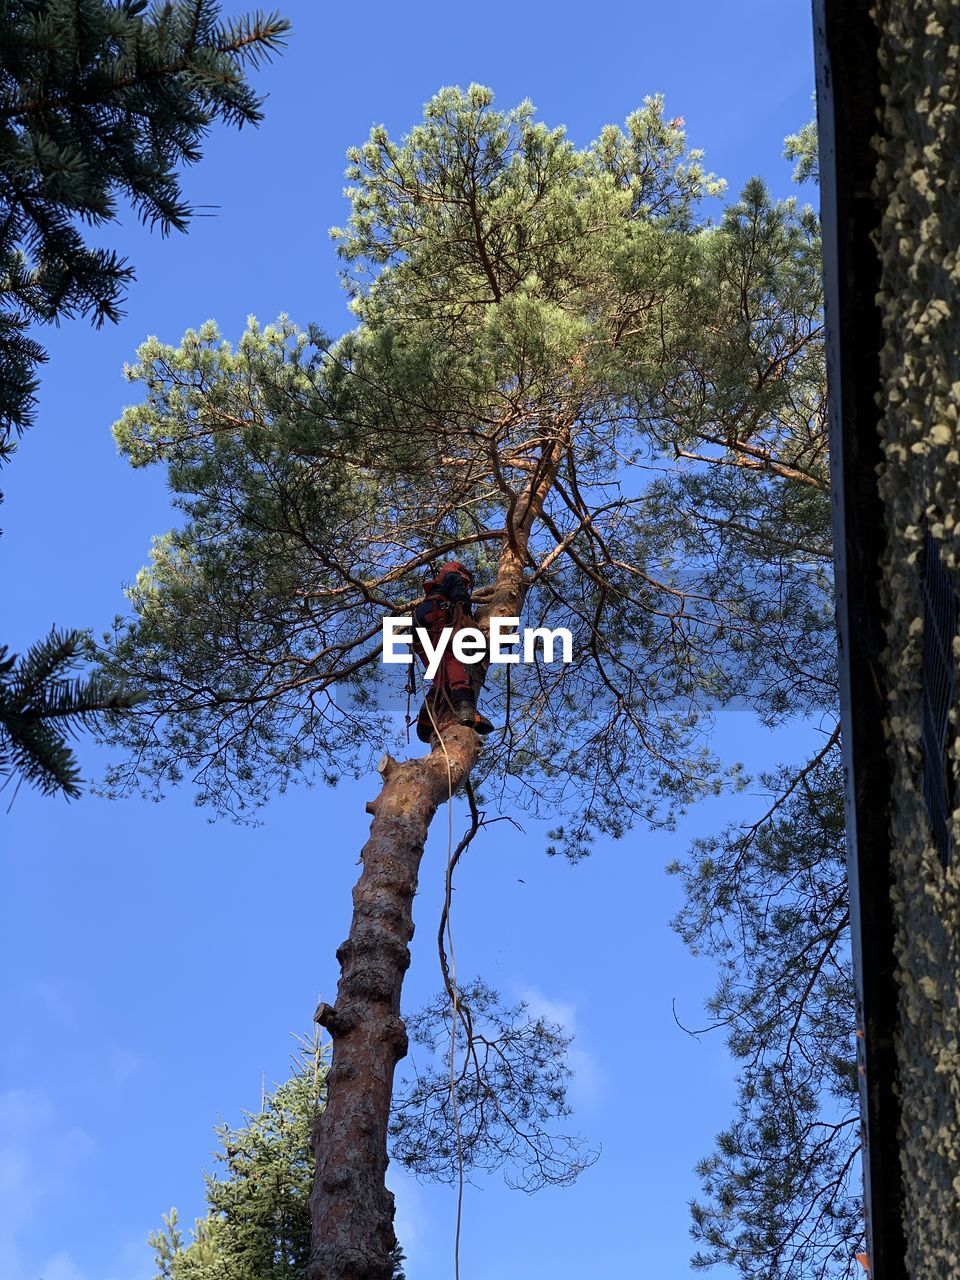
[422,694,465,1280]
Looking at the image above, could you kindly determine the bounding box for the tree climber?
[413,561,495,742]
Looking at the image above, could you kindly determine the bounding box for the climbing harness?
[412,564,494,741]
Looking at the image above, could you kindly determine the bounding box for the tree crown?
[99,88,827,862]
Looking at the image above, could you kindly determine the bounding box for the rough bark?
[308,733,479,1280]
[308,450,559,1280]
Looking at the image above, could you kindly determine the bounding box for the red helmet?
[423,560,474,592]
[438,560,473,588]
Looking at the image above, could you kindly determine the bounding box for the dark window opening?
[921,523,958,869]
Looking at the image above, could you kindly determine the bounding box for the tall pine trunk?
[308,455,558,1280]
[309,733,479,1280]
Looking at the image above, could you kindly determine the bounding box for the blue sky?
[1,4,820,1277]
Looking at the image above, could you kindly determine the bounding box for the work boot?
[415,702,436,743]
[454,700,495,735]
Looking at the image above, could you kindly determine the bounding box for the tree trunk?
[308,450,559,1280]
[308,731,479,1280]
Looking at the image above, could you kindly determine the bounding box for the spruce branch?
[0,627,145,799]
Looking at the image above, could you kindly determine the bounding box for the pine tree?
[148,1044,406,1280]
[0,0,289,798]
[96,88,832,1280]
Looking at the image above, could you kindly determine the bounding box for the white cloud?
[0,1142,36,1226]
[0,983,143,1280]
[386,1165,425,1265]
[0,1089,58,1228]
[519,989,605,1106]
[39,1252,89,1280]
[104,1235,157,1280]
[4,979,145,1090]
[0,1086,56,1134]
[0,1088,97,1280]
[520,990,577,1030]
[107,1045,142,1086]
[18,979,86,1030]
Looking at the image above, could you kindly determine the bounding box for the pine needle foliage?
[672,745,861,1279]
[0,0,290,456]
[98,91,751,845]
[390,979,597,1190]
[659,128,864,1279]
